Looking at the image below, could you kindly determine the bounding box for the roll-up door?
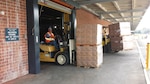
[38,0,72,14]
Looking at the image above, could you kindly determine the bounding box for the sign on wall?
[5,28,19,41]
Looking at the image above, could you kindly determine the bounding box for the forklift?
[102,26,111,53]
[102,26,121,53]
[40,33,69,65]
[39,5,76,65]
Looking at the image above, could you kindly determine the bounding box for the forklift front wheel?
[55,52,69,65]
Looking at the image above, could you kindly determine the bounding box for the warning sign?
[5,28,19,41]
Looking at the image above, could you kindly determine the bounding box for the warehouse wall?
[0,3,111,84]
[76,9,111,26]
[0,0,28,83]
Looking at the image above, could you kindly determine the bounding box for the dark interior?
[39,5,64,42]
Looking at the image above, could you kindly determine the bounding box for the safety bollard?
[146,43,150,70]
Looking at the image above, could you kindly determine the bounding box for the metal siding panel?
[38,0,72,14]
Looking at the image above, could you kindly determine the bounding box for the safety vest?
[44,32,55,43]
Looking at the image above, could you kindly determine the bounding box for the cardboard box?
[109,22,131,37]
[122,35,135,50]
[109,24,120,37]
[76,24,102,45]
[110,37,123,51]
[123,41,135,50]
[76,45,103,68]
[119,22,131,35]
[122,35,134,42]
[111,43,123,51]
[110,37,122,43]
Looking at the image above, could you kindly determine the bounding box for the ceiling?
[62,0,150,30]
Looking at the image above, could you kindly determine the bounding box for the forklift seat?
[40,44,56,52]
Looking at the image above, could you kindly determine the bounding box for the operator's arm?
[44,32,55,42]
[50,33,55,38]
[45,37,54,41]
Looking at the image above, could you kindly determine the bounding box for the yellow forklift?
[102,26,111,53]
[39,22,74,65]
[39,5,75,65]
[102,26,121,53]
[39,22,72,65]
[40,37,69,65]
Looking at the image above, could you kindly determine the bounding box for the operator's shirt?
[44,32,55,43]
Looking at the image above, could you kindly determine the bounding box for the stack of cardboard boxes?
[122,35,134,50]
[109,22,133,51]
[109,36,123,51]
[76,24,103,68]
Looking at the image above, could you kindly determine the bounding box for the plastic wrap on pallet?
[119,22,131,36]
[110,37,123,51]
[76,45,103,68]
[122,35,134,42]
[123,41,135,50]
[76,24,102,45]
[109,22,131,37]
[122,35,135,50]
[109,24,120,37]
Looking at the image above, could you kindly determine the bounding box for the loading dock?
[3,46,146,84]
[0,0,150,83]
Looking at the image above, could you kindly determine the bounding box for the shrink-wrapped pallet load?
[108,22,132,51]
[109,22,131,37]
[76,24,102,45]
[76,45,103,68]
[122,35,135,50]
[110,37,123,51]
[76,24,103,68]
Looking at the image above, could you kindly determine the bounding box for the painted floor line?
[144,69,150,84]
[136,40,146,68]
[136,40,150,84]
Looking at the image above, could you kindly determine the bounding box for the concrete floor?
[4,46,146,84]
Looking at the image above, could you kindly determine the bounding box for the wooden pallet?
[76,44,101,46]
[77,65,99,69]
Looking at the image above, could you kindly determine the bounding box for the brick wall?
[76,9,112,26]
[0,0,28,83]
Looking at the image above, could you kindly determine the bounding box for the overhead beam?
[95,3,117,22]
[112,1,126,21]
[131,0,135,29]
[81,5,99,16]
[62,0,80,8]
[99,9,146,14]
[78,0,118,5]
[105,16,142,19]
[108,19,141,23]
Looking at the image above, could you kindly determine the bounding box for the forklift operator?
[44,27,58,50]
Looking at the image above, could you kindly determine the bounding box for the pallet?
[76,44,101,46]
[77,65,99,69]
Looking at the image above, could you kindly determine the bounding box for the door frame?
[26,0,76,74]
[26,0,40,74]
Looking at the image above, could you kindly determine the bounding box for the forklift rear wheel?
[55,52,69,65]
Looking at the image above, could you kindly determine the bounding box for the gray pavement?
[4,44,146,84]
